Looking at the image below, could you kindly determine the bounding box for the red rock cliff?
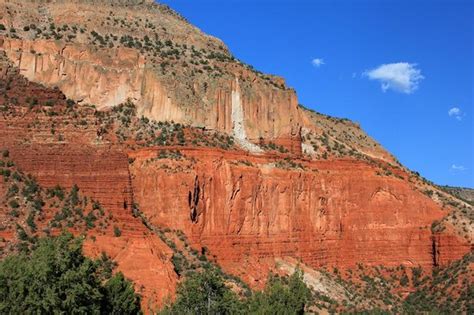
[0,1,472,310]
[129,147,471,285]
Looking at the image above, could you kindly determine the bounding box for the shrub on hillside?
[160,266,312,314]
[0,233,141,314]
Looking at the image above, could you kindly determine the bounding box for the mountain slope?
[0,0,472,312]
[0,0,302,152]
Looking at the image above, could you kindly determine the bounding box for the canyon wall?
[129,147,472,285]
[0,142,178,310]
[1,37,302,151]
[0,1,472,309]
[0,70,178,308]
[0,67,470,306]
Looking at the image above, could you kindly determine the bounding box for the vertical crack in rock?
[231,78,263,153]
[229,175,242,233]
[189,176,200,223]
[431,235,439,267]
[230,176,242,201]
[125,155,139,217]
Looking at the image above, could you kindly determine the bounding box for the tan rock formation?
[0,0,304,151]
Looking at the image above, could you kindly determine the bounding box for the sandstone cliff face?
[129,147,471,285]
[0,0,305,151]
[0,143,178,310]
[1,54,471,309]
[0,0,397,157]
[1,37,302,152]
[1,2,472,311]
[0,57,178,309]
[2,38,147,109]
[432,225,472,267]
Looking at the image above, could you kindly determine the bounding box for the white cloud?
[451,164,467,171]
[311,58,325,68]
[364,62,424,94]
[448,107,464,121]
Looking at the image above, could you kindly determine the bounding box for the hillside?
[0,0,301,153]
[442,186,474,205]
[0,0,472,313]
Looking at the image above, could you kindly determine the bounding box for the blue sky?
[159,0,473,187]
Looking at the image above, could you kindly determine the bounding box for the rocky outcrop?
[1,38,148,110]
[0,2,472,311]
[431,225,472,267]
[0,144,178,310]
[0,60,178,308]
[2,0,395,156]
[83,233,177,312]
[1,37,302,152]
[442,186,474,205]
[1,53,471,308]
[299,106,396,163]
[128,147,471,286]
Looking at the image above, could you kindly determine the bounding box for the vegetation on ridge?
[0,151,115,257]
[300,252,474,314]
[160,267,312,315]
[0,232,141,314]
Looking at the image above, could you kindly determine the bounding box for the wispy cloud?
[448,107,464,121]
[364,62,424,94]
[451,164,467,171]
[311,58,325,68]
